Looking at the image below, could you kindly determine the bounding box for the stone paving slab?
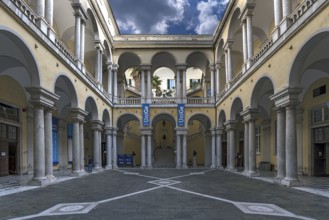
[0,169,328,220]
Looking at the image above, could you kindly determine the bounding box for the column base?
[105,165,113,170]
[272,26,281,42]
[71,170,84,177]
[29,177,50,187]
[280,17,292,34]
[247,171,260,177]
[140,165,146,169]
[146,165,153,169]
[225,167,237,172]
[79,170,87,176]
[112,165,119,169]
[274,177,284,185]
[94,167,104,172]
[182,165,188,169]
[281,177,301,187]
[210,165,216,169]
[242,170,249,176]
[47,175,57,183]
[176,165,182,169]
[216,165,224,170]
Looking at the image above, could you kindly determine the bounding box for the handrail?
[290,0,318,24]
[10,0,37,24]
[152,98,176,104]
[187,97,212,104]
[117,98,141,105]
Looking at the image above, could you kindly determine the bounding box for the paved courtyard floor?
[0,169,328,220]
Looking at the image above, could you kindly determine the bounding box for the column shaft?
[106,132,113,169]
[44,110,53,178]
[246,15,253,59]
[147,70,152,103]
[242,21,248,63]
[73,121,80,173]
[113,68,118,102]
[35,0,45,17]
[229,129,236,170]
[141,70,146,100]
[282,0,292,18]
[79,122,85,172]
[216,131,223,168]
[113,132,118,168]
[176,134,181,168]
[108,65,113,95]
[93,129,100,169]
[285,105,298,181]
[147,135,152,167]
[33,107,45,180]
[176,70,181,101]
[274,0,283,26]
[182,69,186,102]
[80,21,86,65]
[216,64,221,95]
[244,122,249,173]
[141,135,146,167]
[211,131,216,168]
[210,66,215,99]
[182,134,187,168]
[45,0,53,26]
[249,120,256,174]
[276,108,286,179]
[74,13,81,60]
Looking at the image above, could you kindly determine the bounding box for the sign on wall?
[177,104,185,127]
[142,104,150,127]
[52,117,59,164]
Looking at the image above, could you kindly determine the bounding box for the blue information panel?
[52,117,59,164]
[142,104,150,127]
[177,104,185,127]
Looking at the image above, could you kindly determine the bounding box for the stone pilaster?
[105,128,113,170]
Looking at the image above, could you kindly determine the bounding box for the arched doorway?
[152,114,176,167]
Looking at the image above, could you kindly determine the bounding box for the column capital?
[176,64,187,71]
[239,2,256,21]
[111,64,119,72]
[224,40,234,50]
[240,107,259,122]
[106,61,112,69]
[69,108,88,122]
[216,127,224,135]
[26,87,59,110]
[209,64,216,72]
[224,120,236,130]
[270,87,302,108]
[91,120,104,131]
[140,128,152,135]
[94,41,104,51]
[175,127,188,135]
[215,62,223,70]
[140,64,152,71]
[71,2,87,20]
[105,127,113,135]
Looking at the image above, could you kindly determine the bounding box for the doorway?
[314,143,327,176]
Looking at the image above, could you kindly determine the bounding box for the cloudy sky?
[108,0,229,35]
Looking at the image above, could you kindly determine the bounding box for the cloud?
[109,0,189,34]
[195,0,229,34]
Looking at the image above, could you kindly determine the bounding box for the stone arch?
[86,9,99,40]
[85,97,98,120]
[117,114,140,130]
[230,97,243,120]
[151,113,176,128]
[186,51,211,73]
[250,76,275,119]
[103,40,112,63]
[151,52,176,73]
[216,39,225,63]
[188,114,212,130]
[227,8,241,40]
[218,110,226,127]
[0,28,40,88]
[289,30,329,90]
[102,109,111,127]
[54,74,78,118]
[118,52,141,74]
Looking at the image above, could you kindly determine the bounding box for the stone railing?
[151,98,177,105]
[187,97,212,104]
[252,37,274,63]
[54,38,75,63]
[290,0,318,24]
[230,71,243,88]
[117,98,141,105]
[9,0,37,24]
[187,131,204,143]
[126,85,141,95]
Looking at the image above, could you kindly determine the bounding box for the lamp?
[163,120,166,127]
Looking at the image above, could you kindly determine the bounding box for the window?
[313,85,326,97]
[312,105,329,124]
[255,127,261,154]
[0,102,19,122]
[128,79,132,86]
[0,123,18,140]
[167,79,175,90]
[190,79,201,88]
[0,124,6,139]
[7,125,17,140]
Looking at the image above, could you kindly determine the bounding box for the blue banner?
[177,104,185,127]
[67,123,73,138]
[142,104,150,127]
[52,117,59,164]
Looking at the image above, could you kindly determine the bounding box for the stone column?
[241,20,248,66]
[182,67,187,103]
[45,0,53,26]
[274,0,283,26]
[95,42,103,86]
[105,128,113,169]
[91,120,103,171]
[215,63,222,96]
[147,134,152,168]
[283,103,298,185]
[276,107,286,180]
[73,9,81,67]
[282,0,292,18]
[216,128,224,169]
[224,120,236,171]
[147,69,152,104]
[176,133,181,168]
[210,129,216,168]
[176,68,181,102]
[246,14,254,63]
[296,107,303,175]
[141,135,146,168]
[182,133,188,169]
[224,41,233,85]
[27,87,59,186]
[112,64,118,103]
[44,109,54,180]
[112,129,118,169]
[33,106,46,182]
[107,63,113,96]
[80,20,86,72]
[243,121,249,174]
[72,119,80,174]
[34,0,45,18]
[79,121,85,173]
[210,65,216,103]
